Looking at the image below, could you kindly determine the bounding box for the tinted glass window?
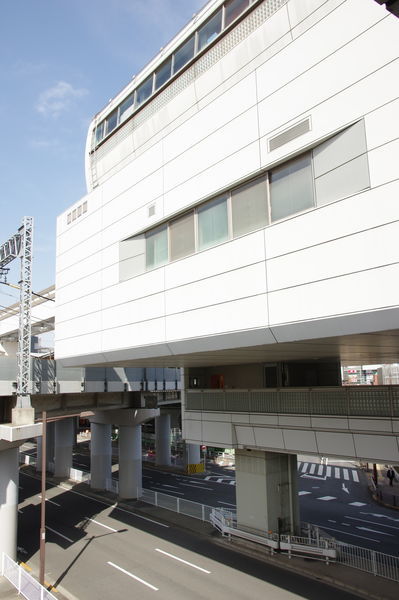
[170,212,195,261]
[155,58,172,91]
[119,93,135,123]
[198,196,228,250]
[232,177,268,237]
[95,121,105,144]
[136,76,153,106]
[106,109,118,135]
[225,0,249,27]
[173,36,195,73]
[270,153,314,222]
[146,226,168,269]
[198,10,222,51]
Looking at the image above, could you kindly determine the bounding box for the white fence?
[140,488,214,522]
[210,508,399,582]
[1,553,57,600]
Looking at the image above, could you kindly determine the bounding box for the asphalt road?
[18,470,362,600]
[21,443,399,556]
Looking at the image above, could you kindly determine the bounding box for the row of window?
[67,201,88,225]
[120,120,370,279]
[144,153,314,269]
[94,0,255,148]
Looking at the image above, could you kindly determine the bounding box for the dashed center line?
[107,561,158,591]
[155,548,211,573]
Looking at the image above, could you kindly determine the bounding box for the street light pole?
[39,411,46,586]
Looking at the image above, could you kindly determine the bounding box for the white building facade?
[55,0,399,533]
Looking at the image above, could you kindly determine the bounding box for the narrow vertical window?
[224,0,249,27]
[197,196,228,250]
[95,121,105,144]
[136,75,154,107]
[146,226,168,269]
[198,9,222,51]
[170,212,195,261]
[155,57,172,91]
[231,177,268,237]
[119,92,135,123]
[106,109,118,135]
[173,36,195,73]
[270,153,314,222]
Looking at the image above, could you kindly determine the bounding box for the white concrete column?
[119,425,142,499]
[54,418,74,478]
[186,443,200,465]
[155,413,171,466]
[235,450,300,535]
[0,446,19,560]
[90,422,112,490]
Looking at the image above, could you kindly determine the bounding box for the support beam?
[155,413,171,466]
[90,422,112,490]
[119,425,142,499]
[0,446,19,560]
[54,418,73,478]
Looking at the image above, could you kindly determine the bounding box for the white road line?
[317,496,336,501]
[334,467,340,479]
[317,465,323,476]
[107,561,158,591]
[297,462,302,470]
[298,491,311,496]
[349,502,367,507]
[309,464,316,474]
[217,501,236,507]
[18,509,23,514]
[345,516,399,531]
[217,478,223,483]
[352,470,359,482]
[326,466,332,478]
[341,523,351,527]
[328,520,336,523]
[229,480,235,485]
[46,526,74,543]
[180,483,214,491]
[343,469,349,481]
[155,549,211,573]
[357,526,394,537]
[301,462,308,473]
[38,495,61,507]
[314,525,381,543]
[162,485,179,489]
[150,487,185,496]
[84,517,118,532]
[20,471,169,529]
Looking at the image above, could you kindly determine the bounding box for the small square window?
[67,213,71,224]
[198,9,222,52]
[72,209,77,221]
[82,201,88,213]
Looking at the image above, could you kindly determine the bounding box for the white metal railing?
[139,488,214,522]
[209,508,399,582]
[1,553,57,600]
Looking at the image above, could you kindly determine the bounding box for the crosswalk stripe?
[326,466,332,478]
[317,464,323,476]
[352,470,359,482]
[334,467,340,479]
[301,462,308,473]
[343,469,349,480]
[309,464,316,474]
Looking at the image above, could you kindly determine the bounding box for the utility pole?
[0,217,34,423]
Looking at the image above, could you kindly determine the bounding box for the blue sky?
[0,0,205,305]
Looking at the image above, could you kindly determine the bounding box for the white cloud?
[36,81,88,118]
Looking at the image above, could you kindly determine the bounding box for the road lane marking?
[316,496,336,501]
[180,483,214,491]
[334,468,340,479]
[345,516,399,531]
[328,520,336,523]
[326,466,332,477]
[348,502,366,507]
[38,495,61,507]
[298,491,311,496]
[107,561,158,591]
[309,464,316,474]
[352,471,359,482]
[317,465,323,476]
[217,501,236,506]
[84,517,118,532]
[341,523,351,527]
[343,469,349,480]
[155,549,211,573]
[313,525,381,543]
[162,484,179,489]
[150,487,185,495]
[356,527,394,536]
[20,471,170,529]
[301,463,308,473]
[46,526,74,543]
[360,512,399,522]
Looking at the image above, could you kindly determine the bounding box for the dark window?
[173,35,195,73]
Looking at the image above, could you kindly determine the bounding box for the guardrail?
[1,553,56,600]
[209,508,399,582]
[186,386,399,418]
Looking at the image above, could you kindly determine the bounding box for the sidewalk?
[366,465,399,510]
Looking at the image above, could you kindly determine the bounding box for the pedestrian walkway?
[297,460,360,482]
[369,465,399,511]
